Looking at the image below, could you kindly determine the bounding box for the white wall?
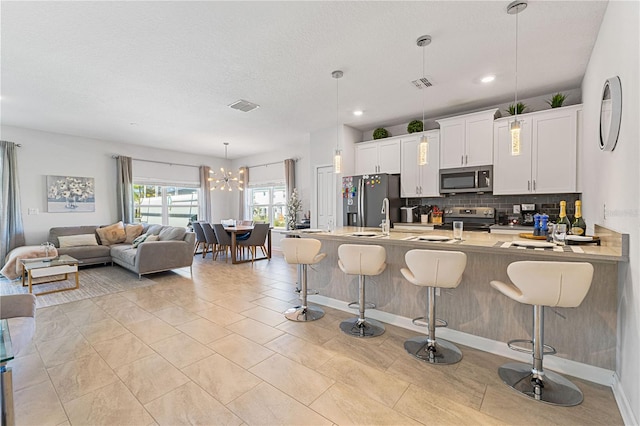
[1,125,231,244]
[580,1,639,423]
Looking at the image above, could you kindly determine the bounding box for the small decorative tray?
[518,233,548,240]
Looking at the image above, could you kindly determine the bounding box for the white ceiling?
[1,1,608,159]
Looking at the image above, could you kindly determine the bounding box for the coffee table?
[21,255,80,296]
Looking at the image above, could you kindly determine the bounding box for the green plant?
[505,102,527,115]
[546,92,567,108]
[285,188,302,231]
[407,120,424,134]
[373,128,390,139]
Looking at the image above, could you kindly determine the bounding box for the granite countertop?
[296,226,627,263]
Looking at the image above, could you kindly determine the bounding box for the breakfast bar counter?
[301,225,628,370]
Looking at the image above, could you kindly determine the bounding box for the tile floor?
[9,253,623,425]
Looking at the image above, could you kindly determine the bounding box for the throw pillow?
[158,227,187,241]
[145,235,160,242]
[124,224,145,244]
[146,224,163,236]
[131,233,148,248]
[58,234,99,248]
[96,221,126,245]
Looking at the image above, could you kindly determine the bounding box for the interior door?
[316,165,336,230]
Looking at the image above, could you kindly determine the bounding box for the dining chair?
[192,222,207,256]
[237,223,270,262]
[212,224,233,262]
[201,222,220,260]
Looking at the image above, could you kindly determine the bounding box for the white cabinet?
[493,105,581,195]
[437,109,497,169]
[400,131,440,197]
[355,138,401,175]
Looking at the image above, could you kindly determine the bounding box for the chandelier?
[209,142,244,191]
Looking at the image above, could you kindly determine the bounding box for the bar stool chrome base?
[498,362,583,406]
[284,305,324,322]
[340,317,385,338]
[403,336,462,365]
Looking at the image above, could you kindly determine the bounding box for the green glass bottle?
[557,200,572,230]
[571,200,587,236]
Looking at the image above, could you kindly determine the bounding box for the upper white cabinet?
[355,137,401,175]
[437,109,498,169]
[400,131,440,197]
[493,105,581,195]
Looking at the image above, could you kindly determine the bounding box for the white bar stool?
[281,238,326,321]
[490,261,594,406]
[338,244,386,337]
[400,249,467,364]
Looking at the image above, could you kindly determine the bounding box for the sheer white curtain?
[199,165,211,222]
[0,141,25,266]
[116,156,134,223]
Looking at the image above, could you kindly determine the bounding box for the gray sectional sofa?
[48,223,195,278]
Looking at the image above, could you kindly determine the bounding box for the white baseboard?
[309,294,615,387]
[612,373,639,426]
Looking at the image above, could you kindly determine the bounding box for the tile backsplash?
[407,193,581,223]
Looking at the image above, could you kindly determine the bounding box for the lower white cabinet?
[493,105,581,195]
[400,130,440,197]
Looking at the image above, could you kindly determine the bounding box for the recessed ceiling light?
[481,75,496,83]
[353,110,363,116]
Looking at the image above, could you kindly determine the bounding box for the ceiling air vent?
[411,77,433,89]
[228,99,260,112]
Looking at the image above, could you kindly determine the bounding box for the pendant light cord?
[514,8,519,122]
[422,42,426,125]
[336,75,340,151]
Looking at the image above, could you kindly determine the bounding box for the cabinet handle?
[465,155,468,165]
[528,181,531,191]
[533,180,536,191]
[419,186,423,194]
[461,155,464,165]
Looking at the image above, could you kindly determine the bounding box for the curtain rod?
[249,158,299,169]
[112,155,199,169]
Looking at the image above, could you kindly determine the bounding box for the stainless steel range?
[439,206,496,232]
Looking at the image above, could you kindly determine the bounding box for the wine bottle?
[571,200,587,236]
[557,200,572,231]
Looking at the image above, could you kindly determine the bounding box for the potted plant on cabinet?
[407,120,424,133]
[373,128,390,139]
[546,93,567,108]
[505,102,528,115]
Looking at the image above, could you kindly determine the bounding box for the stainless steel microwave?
[439,166,493,194]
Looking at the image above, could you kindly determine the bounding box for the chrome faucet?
[381,197,390,236]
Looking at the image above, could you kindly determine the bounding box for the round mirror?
[599,76,622,151]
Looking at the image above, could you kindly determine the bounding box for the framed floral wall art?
[47,175,95,212]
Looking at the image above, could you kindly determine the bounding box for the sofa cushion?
[49,226,99,247]
[146,224,164,236]
[58,234,99,248]
[125,224,145,244]
[57,245,111,260]
[96,221,126,245]
[110,245,137,267]
[159,227,187,241]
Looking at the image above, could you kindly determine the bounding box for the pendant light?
[332,70,343,174]
[507,0,527,156]
[416,35,432,166]
[209,142,244,191]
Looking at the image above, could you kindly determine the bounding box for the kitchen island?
[300,225,627,372]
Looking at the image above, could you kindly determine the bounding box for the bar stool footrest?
[411,316,448,328]
[347,301,375,310]
[507,339,557,355]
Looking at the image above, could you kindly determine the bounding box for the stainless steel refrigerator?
[342,174,401,227]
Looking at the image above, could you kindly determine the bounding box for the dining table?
[224,225,272,264]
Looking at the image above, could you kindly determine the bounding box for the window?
[134,184,199,226]
[248,185,286,228]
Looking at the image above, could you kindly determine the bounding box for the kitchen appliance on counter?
[437,206,496,232]
[343,174,401,227]
[439,166,492,194]
[400,206,419,223]
[520,203,538,226]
